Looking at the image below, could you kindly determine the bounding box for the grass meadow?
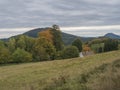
[0,50,120,90]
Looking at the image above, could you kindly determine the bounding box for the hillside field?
[0,50,120,90]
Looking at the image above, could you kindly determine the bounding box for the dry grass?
[87,59,120,90]
[0,50,120,90]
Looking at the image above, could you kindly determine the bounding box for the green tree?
[0,40,5,48]
[23,36,35,52]
[0,47,11,64]
[12,48,32,63]
[33,37,56,61]
[61,46,79,59]
[72,38,82,52]
[52,24,60,30]
[51,25,64,51]
[12,35,35,52]
[98,47,103,53]
[104,39,118,52]
[16,35,26,50]
[7,38,16,52]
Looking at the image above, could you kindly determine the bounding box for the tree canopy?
[72,38,82,52]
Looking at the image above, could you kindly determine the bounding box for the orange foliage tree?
[39,29,53,44]
[83,45,91,52]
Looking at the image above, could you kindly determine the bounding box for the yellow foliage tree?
[83,45,91,52]
[39,29,53,44]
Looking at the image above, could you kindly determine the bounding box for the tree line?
[88,38,119,53]
[0,25,82,64]
[1,25,118,64]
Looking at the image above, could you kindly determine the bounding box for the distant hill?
[1,28,120,45]
[104,33,120,39]
[23,27,94,45]
[23,28,50,37]
[4,28,120,45]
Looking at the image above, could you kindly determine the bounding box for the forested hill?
[1,27,120,45]
[23,27,50,37]
[104,33,120,39]
[0,27,94,45]
[23,27,94,45]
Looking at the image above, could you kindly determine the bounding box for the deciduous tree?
[72,38,82,52]
[12,48,32,63]
[61,46,79,59]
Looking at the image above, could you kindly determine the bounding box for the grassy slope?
[0,50,120,90]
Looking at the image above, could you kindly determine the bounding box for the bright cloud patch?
[0,25,120,38]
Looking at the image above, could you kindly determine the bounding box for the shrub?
[12,48,32,63]
[61,46,79,59]
[104,39,118,52]
[0,47,11,64]
[72,38,82,52]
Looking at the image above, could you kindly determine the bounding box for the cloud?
[0,25,120,38]
[0,27,34,38]
[61,25,120,37]
[61,25,120,31]
[0,0,120,38]
[0,0,120,28]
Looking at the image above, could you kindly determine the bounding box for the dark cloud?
[0,0,120,28]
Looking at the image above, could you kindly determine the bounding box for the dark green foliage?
[51,28,64,51]
[72,38,82,52]
[52,24,60,30]
[7,38,16,52]
[23,36,35,52]
[0,47,11,64]
[104,39,119,52]
[12,48,32,63]
[33,46,50,61]
[16,35,26,49]
[61,46,79,59]
[16,35,35,51]
[0,40,5,47]
[7,35,35,53]
[90,38,119,53]
[98,47,103,53]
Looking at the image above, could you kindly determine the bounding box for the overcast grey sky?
[0,0,120,38]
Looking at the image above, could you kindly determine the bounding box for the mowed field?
[0,51,120,90]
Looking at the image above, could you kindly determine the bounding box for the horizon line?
[0,24,120,31]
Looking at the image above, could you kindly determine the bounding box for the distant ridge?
[23,27,50,37]
[1,28,119,45]
[23,27,94,45]
[104,33,120,39]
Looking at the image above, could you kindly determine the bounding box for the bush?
[61,46,79,59]
[12,48,32,63]
[72,38,82,52]
[104,39,118,52]
[0,47,11,64]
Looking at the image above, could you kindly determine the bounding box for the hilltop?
[0,27,120,45]
[104,33,120,39]
[0,50,120,90]
[23,27,94,45]
[1,28,120,45]
[0,27,94,45]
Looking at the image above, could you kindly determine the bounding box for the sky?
[0,0,120,38]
